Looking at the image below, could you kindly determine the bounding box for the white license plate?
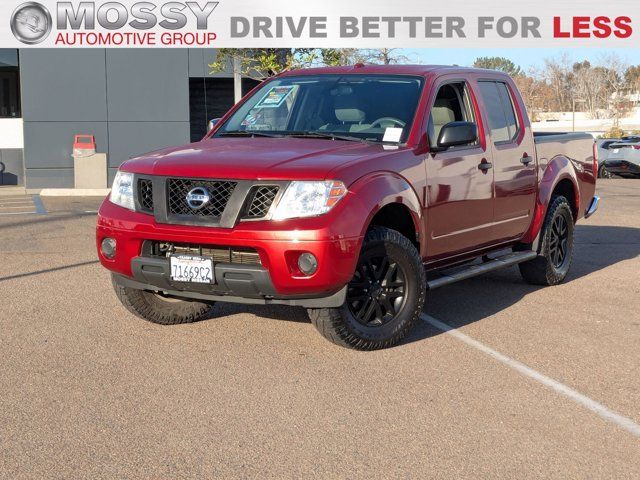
[613,149,619,153]
[170,255,214,284]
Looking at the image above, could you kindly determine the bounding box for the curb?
[39,188,111,197]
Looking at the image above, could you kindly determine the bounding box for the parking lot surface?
[1,180,639,479]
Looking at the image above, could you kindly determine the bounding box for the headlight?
[272,181,347,220]
[109,171,135,211]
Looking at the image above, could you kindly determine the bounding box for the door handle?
[478,161,493,171]
[520,155,532,165]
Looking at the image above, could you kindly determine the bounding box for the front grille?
[244,186,279,219]
[167,178,237,218]
[145,241,261,266]
[138,179,154,212]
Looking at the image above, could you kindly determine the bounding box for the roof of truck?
[280,64,509,77]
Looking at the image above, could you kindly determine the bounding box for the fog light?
[101,237,117,259]
[297,252,318,275]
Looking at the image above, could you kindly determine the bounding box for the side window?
[428,82,475,148]
[478,81,519,143]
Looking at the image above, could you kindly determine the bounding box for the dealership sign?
[1,0,639,47]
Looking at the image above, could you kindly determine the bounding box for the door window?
[428,82,476,148]
[478,81,519,143]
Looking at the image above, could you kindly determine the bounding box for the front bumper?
[113,266,347,308]
[97,200,362,302]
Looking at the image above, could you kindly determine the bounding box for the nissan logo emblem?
[186,187,210,210]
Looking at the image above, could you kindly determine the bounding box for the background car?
[604,140,640,178]
[596,138,621,178]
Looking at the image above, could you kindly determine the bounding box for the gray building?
[0,48,258,189]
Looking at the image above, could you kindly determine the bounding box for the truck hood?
[121,137,404,182]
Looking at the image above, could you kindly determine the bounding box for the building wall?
[19,48,233,189]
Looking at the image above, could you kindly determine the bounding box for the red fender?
[347,171,424,245]
[521,155,580,244]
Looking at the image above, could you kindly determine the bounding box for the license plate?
[613,149,619,153]
[170,255,214,284]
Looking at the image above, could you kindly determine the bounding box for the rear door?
[476,80,537,242]
[424,78,494,261]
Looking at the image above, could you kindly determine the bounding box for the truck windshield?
[215,74,424,144]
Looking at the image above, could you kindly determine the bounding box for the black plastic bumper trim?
[121,256,347,308]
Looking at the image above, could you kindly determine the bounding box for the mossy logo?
[10,2,52,44]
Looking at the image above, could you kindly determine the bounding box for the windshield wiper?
[218,131,282,138]
[284,131,371,143]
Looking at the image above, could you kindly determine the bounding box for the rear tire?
[307,226,426,350]
[112,275,213,325]
[518,196,574,286]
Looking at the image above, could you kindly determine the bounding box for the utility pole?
[572,98,586,132]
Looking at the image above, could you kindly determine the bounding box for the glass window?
[0,49,20,118]
[216,74,424,144]
[478,81,518,143]
[427,82,476,147]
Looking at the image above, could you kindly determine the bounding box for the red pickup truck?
[97,65,598,350]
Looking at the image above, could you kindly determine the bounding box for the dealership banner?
[0,0,638,48]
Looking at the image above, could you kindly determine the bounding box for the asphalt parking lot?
[1,179,639,479]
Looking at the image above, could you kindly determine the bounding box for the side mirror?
[207,118,221,133]
[434,121,478,151]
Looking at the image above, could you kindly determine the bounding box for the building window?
[189,77,261,142]
[0,49,20,118]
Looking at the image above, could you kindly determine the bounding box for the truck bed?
[533,131,596,220]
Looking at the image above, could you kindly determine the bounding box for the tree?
[359,48,413,65]
[473,57,522,77]
[209,49,323,80]
[542,54,572,111]
[209,48,416,79]
[625,65,640,91]
[320,48,361,66]
[598,53,632,126]
[571,60,608,118]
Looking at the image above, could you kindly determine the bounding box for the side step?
[427,250,538,290]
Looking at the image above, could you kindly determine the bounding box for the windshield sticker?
[241,112,260,126]
[246,124,273,131]
[255,85,298,109]
[383,127,403,143]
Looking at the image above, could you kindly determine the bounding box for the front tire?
[518,196,575,286]
[308,226,426,350]
[112,275,213,325]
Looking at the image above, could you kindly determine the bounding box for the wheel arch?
[521,155,580,244]
[348,171,424,254]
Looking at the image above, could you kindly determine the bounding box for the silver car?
[605,141,640,178]
[596,138,620,178]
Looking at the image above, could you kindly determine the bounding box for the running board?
[427,251,538,290]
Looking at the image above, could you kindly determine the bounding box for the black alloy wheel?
[307,226,426,350]
[518,195,575,286]
[347,252,407,327]
[548,213,569,269]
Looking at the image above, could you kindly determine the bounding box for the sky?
[403,48,640,70]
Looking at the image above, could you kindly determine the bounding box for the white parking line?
[420,313,640,438]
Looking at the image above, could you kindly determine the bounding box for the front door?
[424,80,494,262]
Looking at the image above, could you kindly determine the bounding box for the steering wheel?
[369,117,406,129]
